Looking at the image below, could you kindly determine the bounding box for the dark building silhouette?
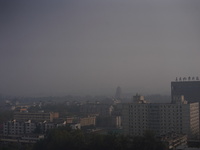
[171,77,200,103]
[115,86,122,100]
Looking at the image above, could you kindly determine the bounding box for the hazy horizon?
[1,0,200,97]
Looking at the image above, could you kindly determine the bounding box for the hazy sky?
[0,0,200,96]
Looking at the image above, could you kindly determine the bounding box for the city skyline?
[1,0,200,97]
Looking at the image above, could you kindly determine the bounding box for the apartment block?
[122,95,199,140]
[14,112,59,122]
[80,116,96,127]
[3,120,36,135]
[3,120,67,135]
[66,116,96,127]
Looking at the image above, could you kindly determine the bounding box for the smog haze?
[1,0,200,96]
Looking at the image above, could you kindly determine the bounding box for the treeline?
[34,126,167,150]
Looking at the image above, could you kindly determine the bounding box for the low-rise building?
[3,120,36,135]
[158,133,187,149]
[3,119,67,135]
[0,134,44,144]
[14,112,59,122]
[66,116,96,128]
[80,116,96,127]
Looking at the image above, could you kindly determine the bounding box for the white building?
[122,95,199,140]
[3,120,36,135]
[3,120,67,135]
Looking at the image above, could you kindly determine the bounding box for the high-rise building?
[115,86,122,99]
[122,95,199,140]
[171,77,200,103]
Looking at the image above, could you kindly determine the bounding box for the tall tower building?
[171,77,200,103]
[115,86,122,100]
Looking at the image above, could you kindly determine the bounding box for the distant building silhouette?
[115,86,122,99]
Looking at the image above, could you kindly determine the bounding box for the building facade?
[159,133,187,150]
[3,120,67,135]
[122,95,199,140]
[14,112,59,122]
[171,79,200,103]
[80,116,96,127]
[3,120,36,135]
